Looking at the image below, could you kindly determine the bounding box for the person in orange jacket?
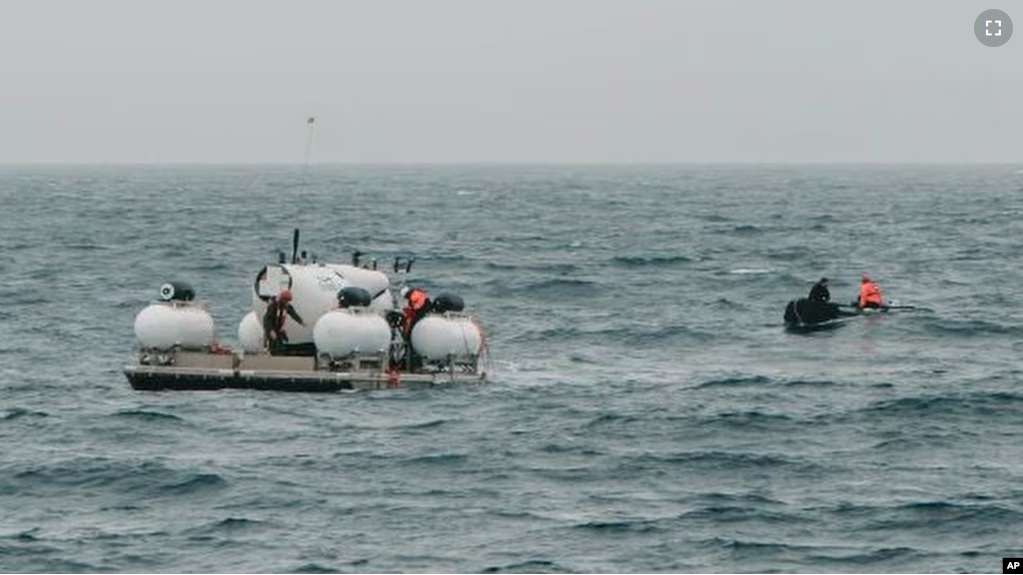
[400,286,432,337]
[399,286,432,371]
[858,274,884,309]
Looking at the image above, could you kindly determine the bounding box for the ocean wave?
[726,224,766,235]
[912,316,1023,337]
[619,450,812,472]
[482,261,584,274]
[488,234,548,243]
[3,458,227,499]
[505,323,715,346]
[404,452,470,465]
[396,418,453,430]
[60,242,111,252]
[695,374,773,388]
[182,516,272,537]
[539,442,606,456]
[0,289,51,308]
[700,536,834,562]
[480,559,571,574]
[185,261,232,273]
[693,410,797,431]
[0,528,41,541]
[764,246,815,261]
[1,407,49,421]
[679,505,808,525]
[855,391,1023,420]
[827,500,1023,535]
[572,519,665,533]
[611,254,695,268]
[285,562,345,574]
[804,545,925,568]
[112,409,184,422]
[581,412,640,429]
[778,378,844,388]
[694,492,786,507]
[0,554,102,574]
[517,277,598,295]
[481,276,601,302]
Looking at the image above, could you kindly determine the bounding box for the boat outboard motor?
[783,300,801,325]
[336,286,372,308]
[159,281,196,302]
[784,298,839,325]
[431,293,465,314]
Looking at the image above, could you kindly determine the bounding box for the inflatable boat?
[783,297,915,331]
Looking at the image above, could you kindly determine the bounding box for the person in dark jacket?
[263,289,304,354]
[808,277,831,303]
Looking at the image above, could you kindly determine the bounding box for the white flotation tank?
[313,309,392,357]
[251,263,393,345]
[410,314,484,361]
[237,311,264,353]
[134,301,215,350]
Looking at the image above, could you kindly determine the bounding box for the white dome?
[237,311,264,353]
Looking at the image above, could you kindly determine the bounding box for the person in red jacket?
[398,286,432,371]
[401,286,431,337]
[263,289,304,354]
[858,274,884,309]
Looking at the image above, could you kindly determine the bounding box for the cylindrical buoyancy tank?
[134,301,215,350]
[313,309,392,357]
[410,314,483,361]
[237,311,264,353]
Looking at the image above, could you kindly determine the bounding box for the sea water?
[1,164,1021,573]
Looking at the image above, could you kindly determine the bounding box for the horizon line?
[1,160,1022,167]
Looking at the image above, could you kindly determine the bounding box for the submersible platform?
[124,230,490,393]
[124,348,487,393]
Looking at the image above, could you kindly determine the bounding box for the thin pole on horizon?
[302,116,316,186]
[304,116,316,166]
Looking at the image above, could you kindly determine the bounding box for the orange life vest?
[859,281,883,307]
[407,289,428,311]
[402,289,430,335]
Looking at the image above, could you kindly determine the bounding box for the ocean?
[1,164,1022,573]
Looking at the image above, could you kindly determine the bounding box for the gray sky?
[0,1,1018,163]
